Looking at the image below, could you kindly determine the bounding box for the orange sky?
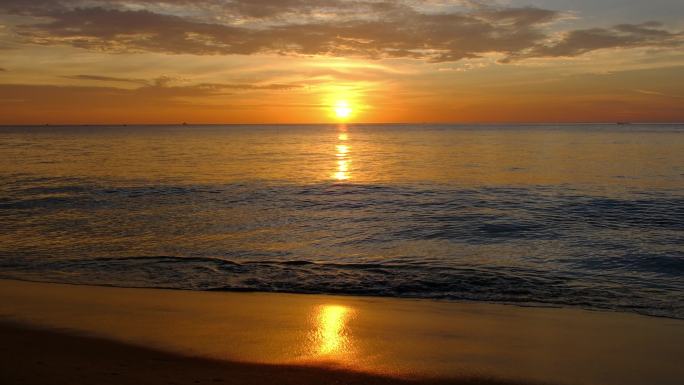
[0,1,683,124]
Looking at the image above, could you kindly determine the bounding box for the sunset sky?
[1,0,683,124]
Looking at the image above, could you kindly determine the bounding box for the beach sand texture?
[1,279,682,385]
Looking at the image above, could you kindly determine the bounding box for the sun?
[334,100,352,119]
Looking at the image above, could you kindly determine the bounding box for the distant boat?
[616,122,631,125]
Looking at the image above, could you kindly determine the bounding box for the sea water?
[1,124,682,318]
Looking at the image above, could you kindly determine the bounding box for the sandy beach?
[0,322,531,385]
[1,279,683,385]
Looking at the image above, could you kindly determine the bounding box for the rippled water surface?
[1,124,682,318]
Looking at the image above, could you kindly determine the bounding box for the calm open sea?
[0,124,682,318]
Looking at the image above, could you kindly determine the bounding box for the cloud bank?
[1,1,682,62]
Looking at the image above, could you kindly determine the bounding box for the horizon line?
[1,121,684,127]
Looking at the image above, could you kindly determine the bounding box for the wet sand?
[0,322,533,385]
[0,279,683,385]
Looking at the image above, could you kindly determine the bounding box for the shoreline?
[1,279,683,385]
[3,267,679,321]
[9,275,674,321]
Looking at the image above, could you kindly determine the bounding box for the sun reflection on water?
[336,144,349,156]
[311,304,353,356]
[333,125,351,181]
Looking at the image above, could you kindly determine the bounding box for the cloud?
[62,74,149,85]
[634,88,684,99]
[59,73,303,91]
[6,3,561,62]
[2,1,682,63]
[201,83,303,90]
[0,68,6,72]
[217,0,351,19]
[0,80,285,111]
[504,22,683,62]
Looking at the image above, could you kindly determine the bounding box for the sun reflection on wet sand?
[333,125,351,181]
[311,304,353,357]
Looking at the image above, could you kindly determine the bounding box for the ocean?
[0,124,682,318]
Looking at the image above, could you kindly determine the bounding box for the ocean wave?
[1,176,682,319]
[1,254,681,319]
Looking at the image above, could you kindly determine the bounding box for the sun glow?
[314,305,352,355]
[334,101,352,119]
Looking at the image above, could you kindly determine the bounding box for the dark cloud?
[505,22,683,61]
[1,1,682,62]
[7,4,561,62]
[0,0,354,19]
[0,68,6,72]
[15,7,250,55]
[221,0,347,18]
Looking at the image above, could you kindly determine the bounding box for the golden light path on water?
[310,304,354,357]
[333,124,351,181]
